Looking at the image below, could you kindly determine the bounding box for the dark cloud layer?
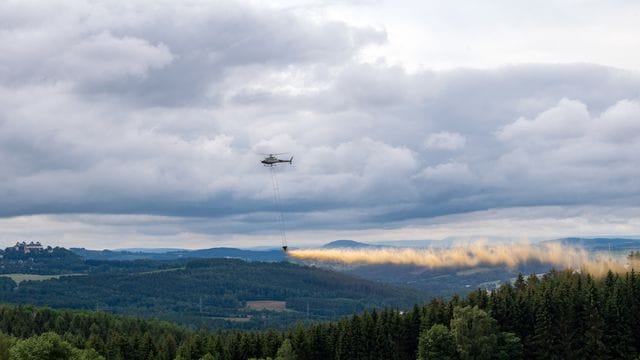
[1,1,639,239]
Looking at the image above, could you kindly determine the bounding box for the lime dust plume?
[289,243,639,277]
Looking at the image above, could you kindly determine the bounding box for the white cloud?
[496,98,590,144]
[419,162,474,183]
[594,99,640,142]
[424,131,466,150]
[321,0,640,72]
[493,98,640,203]
[54,31,174,81]
[497,98,640,153]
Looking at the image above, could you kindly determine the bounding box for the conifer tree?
[275,339,296,360]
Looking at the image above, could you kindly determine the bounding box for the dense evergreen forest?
[1,268,640,359]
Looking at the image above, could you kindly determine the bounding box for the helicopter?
[261,153,293,166]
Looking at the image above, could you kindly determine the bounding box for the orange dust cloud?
[289,243,637,277]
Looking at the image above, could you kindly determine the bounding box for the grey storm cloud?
[1,0,640,238]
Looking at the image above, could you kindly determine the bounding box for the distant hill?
[322,240,374,248]
[0,246,87,274]
[541,237,640,252]
[115,247,186,253]
[342,261,553,297]
[0,258,425,330]
[71,247,286,262]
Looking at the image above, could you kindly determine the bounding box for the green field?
[1,273,85,285]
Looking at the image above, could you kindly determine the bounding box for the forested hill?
[0,258,424,330]
[0,246,86,274]
[1,269,639,359]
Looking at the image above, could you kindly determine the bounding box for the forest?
[0,258,423,330]
[0,246,88,274]
[1,268,640,359]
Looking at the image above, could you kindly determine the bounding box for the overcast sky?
[1,0,639,249]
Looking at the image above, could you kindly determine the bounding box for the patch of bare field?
[244,300,286,311]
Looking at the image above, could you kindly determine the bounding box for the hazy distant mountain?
[541,237,640,251]
[372,239,455,248]
[115,248,186,253]
[322,240,375,248]
[71,247,286,262]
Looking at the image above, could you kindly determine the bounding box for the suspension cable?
[269,165,287,250]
